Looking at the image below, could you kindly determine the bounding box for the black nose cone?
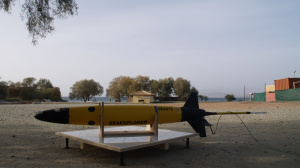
[34,108,69,124]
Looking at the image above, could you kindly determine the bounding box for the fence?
[254,92,266,102]
[275,88,300,101]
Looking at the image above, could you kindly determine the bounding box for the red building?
[274,78,300,90]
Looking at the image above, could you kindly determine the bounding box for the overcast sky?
[1,0,299,97]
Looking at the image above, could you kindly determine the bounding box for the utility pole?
[244,85,245,102]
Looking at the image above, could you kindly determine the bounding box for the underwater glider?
[34,93,265,137]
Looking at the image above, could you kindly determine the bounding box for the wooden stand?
[56,102,197,166]
[98,102,158,138]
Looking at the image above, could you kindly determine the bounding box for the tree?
[4,77,61,101]
[150,79,160,96]
[105,88,110,97]
[0,0,78,45]
[127,75,151,95]
[37,87,61,101]
[35,78,62,101]
[7,81,22,99]
[198,94,208,102]
[118,76,133,97]
[36,78,54,100]
[107,76,122,100]
[173,77,191,100]
[49,87,61,101]
[21,77,37,100]
[69,79,103,102]
[158,77,174,98]
[190,86,199,96]
[225,94,236,102]
[22,77,36,87]
[107,76,134,99]
[135,75,150,91]
[36,78,53,90]
[0,77,8,100]
[198,95,204,102]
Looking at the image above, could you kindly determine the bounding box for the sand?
[0,101,299,167]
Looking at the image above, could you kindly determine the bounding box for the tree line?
[0,77,61,101]
[0,75,213,102]
[105,75,199,101]
[69,76,211,102]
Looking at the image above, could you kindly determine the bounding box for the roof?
[274,77,300,80]
[42,99,52,102]
[132,90,155,96]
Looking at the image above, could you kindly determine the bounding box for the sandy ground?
[0,101,299,167]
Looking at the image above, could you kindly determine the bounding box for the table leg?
[120,152,125,166]
[186,138,189,148]
[65,138,69,149]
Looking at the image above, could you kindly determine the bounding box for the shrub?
[225,94,236,102]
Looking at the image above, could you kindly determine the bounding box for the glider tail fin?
[187,118,211,137]
[183,92,199,109]
[183,92,211,137]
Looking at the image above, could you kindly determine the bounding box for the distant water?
[61,97,249,102]
[201,97,248,102]
[61,97,127,102]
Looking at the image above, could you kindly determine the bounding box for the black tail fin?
[183,92,199,108]
[188,118,211,137]
[183,92,210,137]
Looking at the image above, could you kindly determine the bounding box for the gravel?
[0,101,299,167]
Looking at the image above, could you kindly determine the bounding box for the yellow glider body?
[69,105,182,126]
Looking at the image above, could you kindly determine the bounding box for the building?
[274,78,300,90]
[254,77,300,102]
[265,85,276,102]
[131,90,155,103]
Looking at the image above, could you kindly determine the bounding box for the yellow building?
[131,90,155,103]
[266,85,275,92]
